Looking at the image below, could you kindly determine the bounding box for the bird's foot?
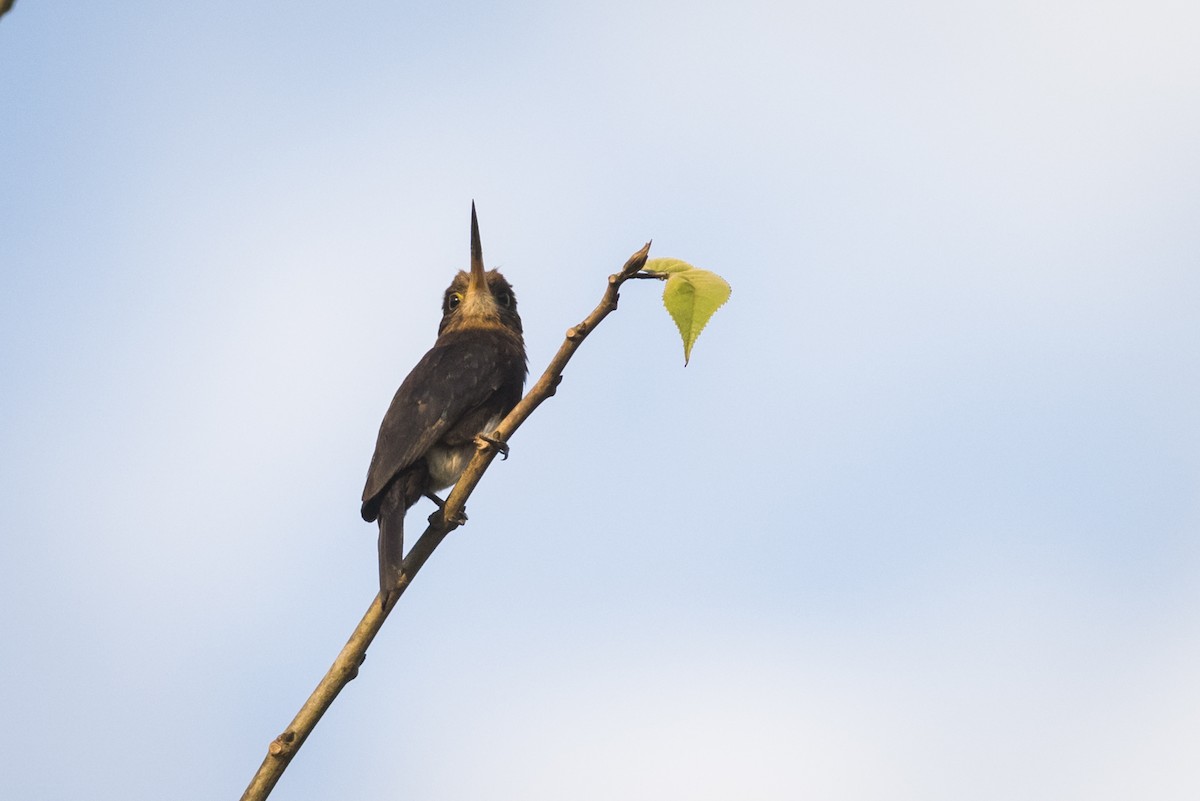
[475,433,510,460]
[427,500,467,529]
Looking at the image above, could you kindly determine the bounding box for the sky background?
[2,2,1198,799]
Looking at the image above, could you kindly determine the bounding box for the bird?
[362,204,527,606]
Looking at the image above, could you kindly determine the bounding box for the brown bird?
[362,204,527,605]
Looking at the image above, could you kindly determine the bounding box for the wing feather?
[361,330,520,518]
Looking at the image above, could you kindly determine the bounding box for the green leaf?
[661,268,731,365]
[644,257,696,275]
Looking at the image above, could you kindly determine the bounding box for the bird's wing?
[361,334,512,514]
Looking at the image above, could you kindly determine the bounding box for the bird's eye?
[447,292,463,310]
[496,292,511,307]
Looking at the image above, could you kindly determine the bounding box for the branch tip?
[617,241,653,280]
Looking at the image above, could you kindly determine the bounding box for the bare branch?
[238,241,652,801]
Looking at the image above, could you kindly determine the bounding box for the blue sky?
[2,2,1198,799]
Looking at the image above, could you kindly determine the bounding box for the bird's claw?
[475,433,510,460]
[423,491,467,527]
[428,505,467,528]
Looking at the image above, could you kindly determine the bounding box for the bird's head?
[439,203,522,337]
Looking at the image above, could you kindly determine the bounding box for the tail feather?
[372,468,429,608]
[376,481,408,607]
[378,511,403,606]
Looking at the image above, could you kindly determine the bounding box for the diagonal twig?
[238,241,652,801]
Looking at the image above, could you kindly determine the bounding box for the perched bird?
[362,204,527,605]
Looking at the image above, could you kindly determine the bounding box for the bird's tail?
[377,489,406,608]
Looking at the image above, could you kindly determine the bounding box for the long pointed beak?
[468,201,486,293]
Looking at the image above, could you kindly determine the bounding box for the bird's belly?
[425,412,504,491]
[425,443,475,491]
